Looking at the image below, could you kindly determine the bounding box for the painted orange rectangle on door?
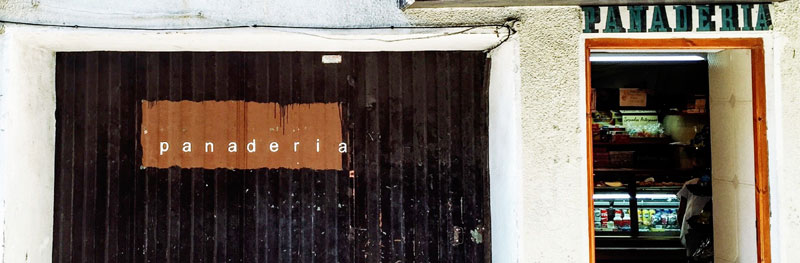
[140,100,345,170]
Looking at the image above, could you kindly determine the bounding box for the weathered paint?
[140,100,344,170]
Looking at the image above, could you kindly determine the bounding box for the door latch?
[452,226,463,246]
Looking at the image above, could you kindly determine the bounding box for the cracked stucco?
[0,0,410,28]
[771,0,800,261]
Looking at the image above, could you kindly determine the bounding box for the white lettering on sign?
[141,100,348,170]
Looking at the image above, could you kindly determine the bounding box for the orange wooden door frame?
[584,38,770,263]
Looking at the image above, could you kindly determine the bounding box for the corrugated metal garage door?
[53,52,490,262]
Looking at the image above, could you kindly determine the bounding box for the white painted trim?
[487,35,521,263]
[0,34,57,263]
[6,24,509,52]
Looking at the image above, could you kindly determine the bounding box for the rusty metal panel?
[54,51,490,262]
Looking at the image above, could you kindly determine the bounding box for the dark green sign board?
[581,4,772,33]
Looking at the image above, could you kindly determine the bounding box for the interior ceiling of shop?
[411,0,782,8]
[591,61,709,111]
[592,49,723,53]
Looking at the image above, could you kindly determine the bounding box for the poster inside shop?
[619,88,647,107]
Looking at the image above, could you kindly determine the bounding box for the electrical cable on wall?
[486,19,517,52]
[0,18,518,51]
[0,18,503,31]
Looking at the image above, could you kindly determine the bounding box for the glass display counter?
[593,188,681,237]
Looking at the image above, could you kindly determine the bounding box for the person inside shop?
[677,174,713,262]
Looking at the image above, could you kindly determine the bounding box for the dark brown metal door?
[53,52,490,262]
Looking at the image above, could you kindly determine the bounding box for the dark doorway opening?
[590,55,712,262]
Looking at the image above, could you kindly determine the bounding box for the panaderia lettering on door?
[581,4,772,33]
[140,100,346,170]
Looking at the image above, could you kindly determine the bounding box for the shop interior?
[590,51,758,263]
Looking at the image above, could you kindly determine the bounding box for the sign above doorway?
[581,4,772,33]
[411,0,779,8]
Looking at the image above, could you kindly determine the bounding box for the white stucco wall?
[771,1,800,262]
[1,1,800,263]
[0,0,410,28]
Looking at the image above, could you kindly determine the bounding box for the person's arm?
[678,198,687,225]
[677,183,690,225]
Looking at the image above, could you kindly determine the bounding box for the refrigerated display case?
[592,148,703,263]
[636,188,682,236]
[593,184,688,262]
[591,137,702,262]
[593,187,681,237]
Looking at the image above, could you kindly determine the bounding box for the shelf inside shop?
[596,229,680,235]
[594,234,634,238]
[593,194,678,201]
[637,186,682,191]
[595,229,633,234]
[595,184,687,189]
[637,229,681,234]
[595,235,681,241]
[594,201,612,206]
[593,139,684,146]
[594,186,628,191]
[593,200,631,206]
[636,201,679,207]
[593,168,701,173]
[663,111,710,116]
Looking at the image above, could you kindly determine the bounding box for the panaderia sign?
[140,100,347,170]
[581,4,772,33]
